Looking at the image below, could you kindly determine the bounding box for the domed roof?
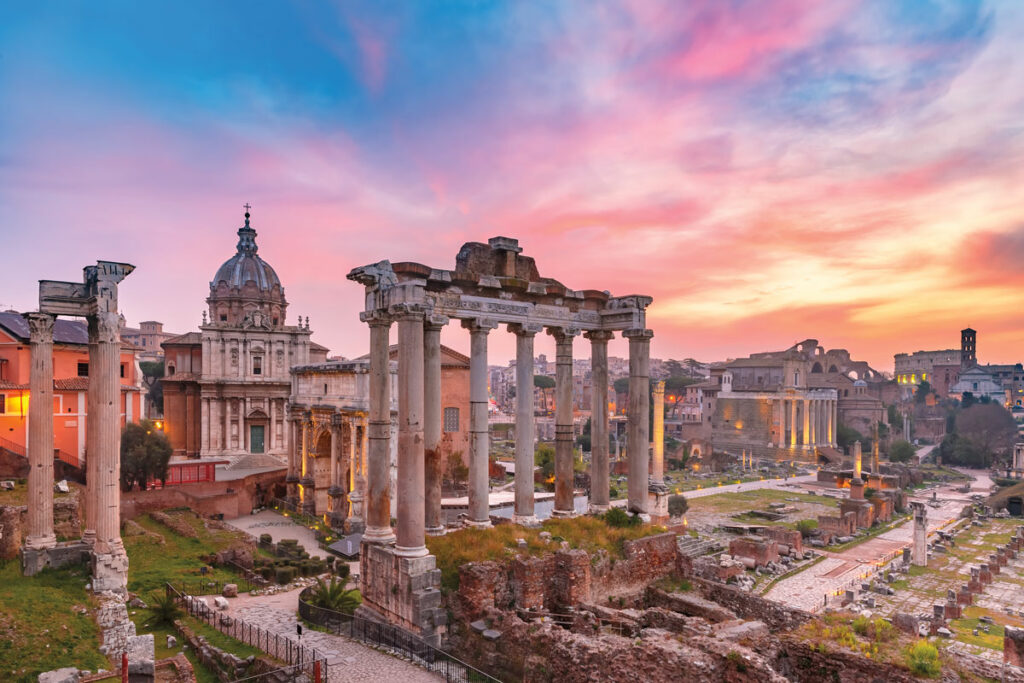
[854,379,868,387]
[211,211,282,293]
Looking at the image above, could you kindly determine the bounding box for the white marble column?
[549,326,579,517]
[424,315,447,536]
[651,380,666,487]
[777,399,787,448]
[329,414,345,528]
[624,328,653,518]
[82,317,99,546]
[395,305,427,557]
[300,412,315,515]
[829,399,836,447]
[802,398,811,447]
[586,330,613,514]
[789,396,798,448]
[286,415,299,505]
[24,312,56,550]
[363,313,395,544]
[511,323,541,525]
[809,398,817,448]
[463,318,497,527]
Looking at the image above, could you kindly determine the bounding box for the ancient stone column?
[652,380,666,487]
[511,323,542,524]
[830,399,837,447]
[423,315,446,536]
[328,414,345,528]
[90,310,129,590]
[871,435,880,475]
[24,312,57,551]
[363,312,395,544]
[790,398,798,447]
[624,328,653,518]
[346,417,366,533]
[464,318,497,527]
[586,330,613,514]
[809,398,818,448]
[802,398,811,447]
[300,412,315,516]
[286,416,300,507]
[82,317,100,546]
[853,440,863,480]
[549,326,579,517]
[777,399,786,448]
[912,502,928,566]
[394,305,428,557]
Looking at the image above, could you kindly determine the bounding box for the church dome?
[206,208,287,328]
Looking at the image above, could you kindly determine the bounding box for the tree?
[533,375,555,415]
[667,494,688,518]
[664,376,697,419]
[445,451,467,485]
[955,403,1017,462]
[837,424,864,451]
[576,416,592,452]
[139,360,165,414]
[889,440,915,463]
[914,380,932,404]
[887,405,904,432]
[120,419,172,491]
[613,377,630,395]
[937,433,987,468]
[535,443,555,482]
[665,359,685,378]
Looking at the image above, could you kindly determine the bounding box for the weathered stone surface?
[214,596,229,610]
[222,583,238,598]
[126,633,155,681]
[1007,625,1024,667]
[37,667,80,683]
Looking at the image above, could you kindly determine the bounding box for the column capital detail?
[90,311,121,343]
[622,328,654,341]
[387,302,427,320]
[652,380,665,395]
[507,322,543,337]
[424,314,449,330]
[461,317,499,333]
[330,413,343,429]
[546,325,581,341]
[360,310,392,327]
[583,329,614,342]
[24,312,55,343]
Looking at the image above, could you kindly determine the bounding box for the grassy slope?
[0,561,107,682]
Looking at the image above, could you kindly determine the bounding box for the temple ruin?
[347,237,654,644]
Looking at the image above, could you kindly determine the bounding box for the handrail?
[0,436,81,469]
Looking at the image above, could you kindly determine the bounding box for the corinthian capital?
[90,311,122,344]
[24,312,55,344]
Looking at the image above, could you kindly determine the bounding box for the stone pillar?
[790,398,798,447]
[511,324,542,524]
[777,399,787,448]
[872,435,880,475]
[328,414,346,529]
[802,398,811,447]
[395,305,427,557]
[830,399,837,447]
[82,317,99,546]
[651,381,666,487]
[853,440,862,481]
[300,412,315,516]
[90,310,129,592]
[548,327,579,517]
[624,328,653,518]
[346,417,366,533]
[912,502,928,566]
[286,416,299,507]
[586,330,613,514]
[24,312,57,552]
[363,312,395,544]
[464,318,497,527]
[423,315,447,536]
[809,398,817,448]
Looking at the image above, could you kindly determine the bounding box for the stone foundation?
[358,542,446,647]
[92,548,130,593]
[728,537,779,568]
[97,593,137,658]
[1007,626,1024,668]
[648,488,669,526]
[21,540,90,576]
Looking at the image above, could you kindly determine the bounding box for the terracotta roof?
[0,378,140,391]
[0,311,90,345]
[0,380,24,390]
[162,332,202,346]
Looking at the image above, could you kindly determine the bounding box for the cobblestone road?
[233,603,442,682]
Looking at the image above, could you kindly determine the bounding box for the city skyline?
[3,1,1023,370]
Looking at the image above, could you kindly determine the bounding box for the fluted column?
[510,323,542,524]
[328,414,345,528]
[91,311,127,563]
[363,312,395,544]
[624,328,653,517]
[802,398,810,447]
[463,318,497,527]
[651,380,666,488]
[25,312,56,550]
[82,317,99,545]
[789,397,798,447]
[299,411,315,515]
[424,315,447,536]
[829,399,836,447]
[809,398,817,448]
[347,417,366,532]
[777,399,787,448]
[286,415,300,506]
[586,330,613,514]
[549,326,579,517]
[394,305,427,557]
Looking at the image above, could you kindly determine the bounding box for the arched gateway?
[347,236,655,646]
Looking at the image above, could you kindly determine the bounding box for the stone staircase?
[676,535,722,559]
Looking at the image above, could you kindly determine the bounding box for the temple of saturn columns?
[347,237,655,645]
[22,261,134,593]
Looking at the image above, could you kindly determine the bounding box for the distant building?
[119,319,181,362]
[949,366,1006,404]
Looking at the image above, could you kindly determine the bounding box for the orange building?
[0,311,145,468]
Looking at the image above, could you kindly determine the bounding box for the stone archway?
[313,429,332,515]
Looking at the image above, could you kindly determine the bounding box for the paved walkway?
[231,601,441,682]
[224,509,326,558]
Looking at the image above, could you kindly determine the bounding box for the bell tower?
[961,327,976,368]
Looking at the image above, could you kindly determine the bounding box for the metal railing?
[0,436,80,469]
[166,583,328,680]
[298,588,499,683]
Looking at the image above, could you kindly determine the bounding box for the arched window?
[811,362,823,373]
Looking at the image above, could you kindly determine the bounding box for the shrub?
[259,533,272,546]
[603,507,641,528]
[143,590,182,628]
[259,566,273,581]
[905,640,940,677]
[308,577,361,614]
[275,566,296,584]
[335,563,351,581]
[667,494,688,518]
[796,519,818,538]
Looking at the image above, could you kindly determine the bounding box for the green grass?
[426,516,666,591]
[0,561,107,682]
[686,489,839,515]
[948,615,1005,651]
[0,480,74,507]
[124,512,249,595]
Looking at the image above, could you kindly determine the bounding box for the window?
[77,362,89,377]
[167,364,176,376]
[0,394,5,414]
[220,314,227,322]
[443,407,460,432]
[253,356,262,375]
[120,364,126,378]
[272,318,278,326]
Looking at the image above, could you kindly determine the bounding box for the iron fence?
[298,588,499,683]
[166,583,328,680]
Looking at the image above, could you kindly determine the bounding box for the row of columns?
[287,411,367,527]
[24,310,126,570]
[776,396,836,448]
[360,305,655,555]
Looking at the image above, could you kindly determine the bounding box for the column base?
[329,511,347,530]
[345,517,366,535]
[464,519,492,529]
[81,530,96,546]
[301,499,317,517]
[359,543,446,648]
[587,504,610,515]
[394,544,429,558]
[24,533,57,551]
[425,525,447,536]
[512,514,541,527]
[648,488,670,526]
[21,540,90,576]
[363,526,396,545]
[550,508,576,518]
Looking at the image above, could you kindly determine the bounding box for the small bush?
[905,640,940,677]
[667,494,688,518]
[275,566,297,584]
[259,566,273,580]
[259,533,272,546]
[796,519,818,538]
[335,563,351,581]
[726,651,747,673]
[603,507,641,528]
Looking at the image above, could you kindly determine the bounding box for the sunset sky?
[2,1,1023,371]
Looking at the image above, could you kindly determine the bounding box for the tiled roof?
[0,311,89,345]
[162,332,202,346]
[0,378,142,392]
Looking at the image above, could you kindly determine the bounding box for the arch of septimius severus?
[346,237,654,646]
[21,261,133,593]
